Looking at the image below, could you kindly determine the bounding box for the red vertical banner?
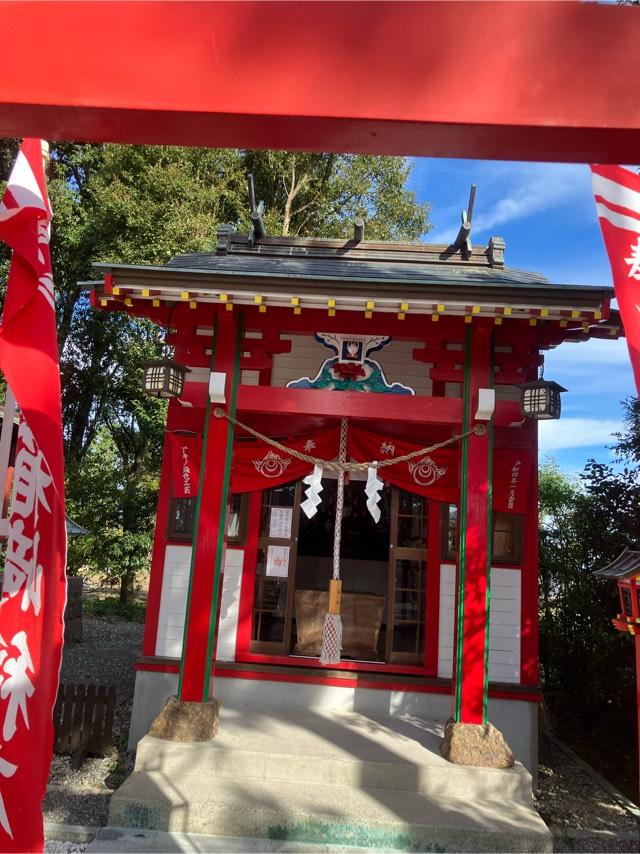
[169,433,203,498]
[0,140,67,851]
[591,164,640,392]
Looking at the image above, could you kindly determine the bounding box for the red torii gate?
[1,0,637,731]
[1,1,640,163]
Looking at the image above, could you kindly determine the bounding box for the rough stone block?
[441,717,515,768]
[148,695,220,743]
[66,575,83,599]
[64,618,83,643]
[65,598,83,620]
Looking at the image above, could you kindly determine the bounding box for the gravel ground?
[45,842,88,853]
[534,738,639,851]
[44,616,143,828]
[535,738,639,832]
[45,616,640,852]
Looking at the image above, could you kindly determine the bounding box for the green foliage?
[65,427,159,591]
[244,151,429,240]
[611,396,640,464]
[83,595,146,623]
[75,144,248,264]
[539,399,640,791]
[0,139,18,284]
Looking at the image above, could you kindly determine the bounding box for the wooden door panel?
[250,481,301,654]
[387,489,427,665]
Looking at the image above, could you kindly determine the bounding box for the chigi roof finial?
[247,173,266,242]
[449,183,477,257]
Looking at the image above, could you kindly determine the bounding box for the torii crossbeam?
[1,1,640,163]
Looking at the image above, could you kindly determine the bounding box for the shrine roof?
[95,230,611,296]
[593,547,640,580]
[164,251,552,290]
[160,230,593,293]
[89,229,616,329]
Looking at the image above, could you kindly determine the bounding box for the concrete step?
[109,772,552,852]
[86,826,401,852]
[134,704,532,802]
[135,737,531,803]
[113,705,550,852]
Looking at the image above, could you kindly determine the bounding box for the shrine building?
[89,222,617,775]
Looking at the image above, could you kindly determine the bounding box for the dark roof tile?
[166,252,553,289]
[593,547,640,579]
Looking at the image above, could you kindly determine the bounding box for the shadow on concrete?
[107,701,551,852]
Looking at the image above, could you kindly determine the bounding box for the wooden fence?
[53,683,116,769]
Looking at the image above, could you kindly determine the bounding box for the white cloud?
[545,336,631,371]
[538,418,622,453]
[543,337,634,400]
[472,164,587,234]
[428,162,591,243]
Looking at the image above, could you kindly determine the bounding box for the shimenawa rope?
[213,407,483,472]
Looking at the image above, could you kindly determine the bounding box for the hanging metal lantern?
[142,359,189,399]
[519,379,567,420]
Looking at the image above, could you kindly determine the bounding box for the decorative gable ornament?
[287,333,414,395]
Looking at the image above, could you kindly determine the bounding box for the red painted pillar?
[635,632,640,803]
[178,309,242,703]
[453,321,492,725]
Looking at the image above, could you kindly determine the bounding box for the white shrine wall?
[155,544,244,661]
[437,563,521,684]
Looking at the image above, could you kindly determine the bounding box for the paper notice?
[269,506,293,539]
[266,544,290,577]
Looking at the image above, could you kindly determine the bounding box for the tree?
[538,398,640,795]
[243,151,429,240]
[47,143,250,463]
[49,145,243,600]
[65,321,167,601]
[0,142,430,602]
[0,139,19,283]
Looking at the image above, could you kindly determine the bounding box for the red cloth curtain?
[170,424,533,512]
[170,427,341,498]
[231,427,341,493]
[348,425,459,504]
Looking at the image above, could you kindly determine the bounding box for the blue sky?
[408,158,636,475]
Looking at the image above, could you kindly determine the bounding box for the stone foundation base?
[128,670,538,781]
[148,695,220,743]
[441,717,514,768]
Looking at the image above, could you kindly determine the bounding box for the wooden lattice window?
[441,504,523,565]
[168,493,248,545]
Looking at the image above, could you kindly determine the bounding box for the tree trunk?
[119,571,135,604]
[282,163,308,237]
